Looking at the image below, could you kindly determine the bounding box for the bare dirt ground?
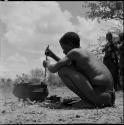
[0,86,123,124]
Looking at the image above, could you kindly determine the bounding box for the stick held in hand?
[44,45,49,82]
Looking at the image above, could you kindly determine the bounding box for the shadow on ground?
[37,96,115,110]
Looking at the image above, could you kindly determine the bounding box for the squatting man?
[43,32,115,107]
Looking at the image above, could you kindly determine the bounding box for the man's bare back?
[67,48,113,91]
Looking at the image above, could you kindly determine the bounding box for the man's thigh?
[59,66,112,106]
[58,66,97,102]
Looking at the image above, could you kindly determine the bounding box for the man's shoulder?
[68,48,81,55]
[69,47,86,53]
[68,48,88,57]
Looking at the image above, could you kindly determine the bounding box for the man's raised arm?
[47,56,71,73]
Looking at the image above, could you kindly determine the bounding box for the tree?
[0,78,5,87]
[47,73,64,87]
[14,68,44,84]
[83,1,123,57]
[30,68,44,83]
[90,36,105,59]
[84,1,123,22]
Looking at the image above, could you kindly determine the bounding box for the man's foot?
[62,97,95,108]
[62,97,81,106]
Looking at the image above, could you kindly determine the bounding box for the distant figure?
[118,32,124,89]
[102,32,120,91]
[43,32,115,107]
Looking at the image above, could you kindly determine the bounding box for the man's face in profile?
[60,43,74,55]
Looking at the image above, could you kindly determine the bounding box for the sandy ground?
[0,86,123,124]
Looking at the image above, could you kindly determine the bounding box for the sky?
[0,1,122,79]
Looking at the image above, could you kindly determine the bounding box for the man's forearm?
[52,53,61,62]
[48,56,71,73]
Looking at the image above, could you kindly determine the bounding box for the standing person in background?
[102,32,120,91]
[118,32,124,89]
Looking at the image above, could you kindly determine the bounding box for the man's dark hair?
[59,32,80,47]
[106,32,113,41]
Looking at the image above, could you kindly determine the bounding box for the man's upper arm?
[48,49,79,73]
[67,49,78,60]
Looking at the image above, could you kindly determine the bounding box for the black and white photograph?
[0,1,123,124]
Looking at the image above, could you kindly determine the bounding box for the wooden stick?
[44,55,47,82]
[44,45,49,83]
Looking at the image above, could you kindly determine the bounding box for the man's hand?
[43,60,50,68]
[45,47,54,58]
[45,47,60,61]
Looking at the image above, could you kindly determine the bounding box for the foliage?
[30,68,43,80]
[0,78,13,88]
[0,67,64,93]
[13,67,64,87]
[90,36,105,60]
[47,72,64,87]
[83,1,123,35]
[14,68,44,84]
[83,1,123,59]
[84,1,123,22]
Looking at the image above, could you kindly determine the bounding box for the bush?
[47,73,65,87]
[0,78,14,94]
[0,68,65,90]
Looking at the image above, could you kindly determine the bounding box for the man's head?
[106,32,113,42]
[59,32,80,54]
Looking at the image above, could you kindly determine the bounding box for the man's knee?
[58,67,69,77]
